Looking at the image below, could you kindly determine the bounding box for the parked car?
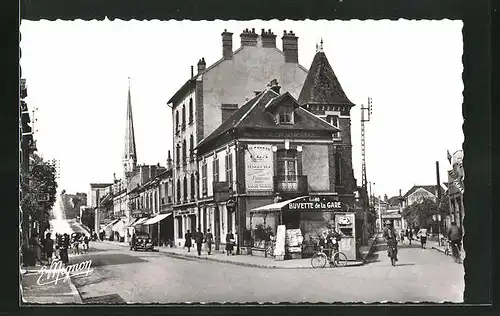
[132,231,154,251]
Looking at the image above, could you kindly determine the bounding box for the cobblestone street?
[64,240,464,303]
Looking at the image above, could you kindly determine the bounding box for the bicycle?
[311,246,347,268]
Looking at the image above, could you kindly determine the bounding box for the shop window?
[279,106,294,124]
[190,214,197,233]
[190,174,195,200]
[177,217,183,238]
[225,152,233,185]
[334,154,342,185]
[277,149,297,178]
[189,98,193,124]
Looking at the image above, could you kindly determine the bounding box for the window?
[182,105,186,129]
[176,144,180,166]
[176,179,181,202]
[334,154,342,185]
[161,197,165,205]
[189,134,194,160]
[213,156,219,182]
[202,208,207,233]
[202,163,208,195]
[277,149,297,177]
[189,98,193,124]
[183,176,188,201]
[279,107,293,124]
[182,140,187,166]
[328,115,340,138]
[175,111,179,132]
[225,152,233,185]
[190,174,195,200]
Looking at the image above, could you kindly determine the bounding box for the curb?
[362,232,381,264]
[104,240,364,269]
[157,249,365,269]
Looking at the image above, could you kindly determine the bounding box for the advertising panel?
[245,145,273,191]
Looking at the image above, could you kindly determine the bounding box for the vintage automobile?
[131,231,154,251]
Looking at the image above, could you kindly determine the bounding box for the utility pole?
[361,97,372,244]
[436,161,442,246]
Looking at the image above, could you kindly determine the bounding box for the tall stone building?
[167,28,309,246]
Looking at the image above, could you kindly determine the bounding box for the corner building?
[167,28,309,247]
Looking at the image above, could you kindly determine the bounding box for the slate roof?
[196,87,340,152]
[298,51,354,106]
[403,185,444,198]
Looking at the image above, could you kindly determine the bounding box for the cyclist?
[383,220,398,263]
[446,221,463,263]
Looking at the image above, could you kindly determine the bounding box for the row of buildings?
[87,28,360,253]
[85,28,465,254]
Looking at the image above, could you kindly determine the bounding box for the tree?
[402,194,449,231]
[20,154,58,245]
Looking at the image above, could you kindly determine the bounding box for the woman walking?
[184,230,193,252]
[226,230,235,256]
[417,227,429,249]
[44,233,54,265]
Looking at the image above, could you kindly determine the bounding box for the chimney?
[191,66,194,78]
[282,30,299,63]
[261,29,277,48]
[167,150,173,170]
[240,28,258,47]
[197,58,206,74]
[222,29,233,59]
[267,79,281,94]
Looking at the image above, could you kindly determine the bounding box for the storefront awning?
[132,217,149,226]
[127,218,139,227]
[250,196,308,213]
[143,213,171,225]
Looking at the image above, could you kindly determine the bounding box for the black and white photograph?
[19,19,468,304]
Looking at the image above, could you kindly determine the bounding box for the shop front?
[142,213,173,246]
[173,208,197,247]
[250,195,357,261]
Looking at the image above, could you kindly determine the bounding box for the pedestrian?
[383,221,398,264]
[31,234,44,266]
[446,221,463,263]
[194,228,204,256]
[417,227,429,249]
[130,232,136,250]
[406,228,412,245]
[204,228,214,255]
[73,233,81,255]
[184,230,193,252]
[83,234,89,253]
[54,233,60,260]
[44,233,54,265]
[226,230,235,256]
[400,230,406,245]
[59,233,70,266]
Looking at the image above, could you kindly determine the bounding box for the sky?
[20,19,464,198]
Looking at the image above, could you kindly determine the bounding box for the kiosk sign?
[286,196,342,212]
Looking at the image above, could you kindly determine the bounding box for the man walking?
[184,230,193,252]
[194,228,204,256]
[447,222,463,263]
[205,228,214,255]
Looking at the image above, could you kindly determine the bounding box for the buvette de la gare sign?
[285,196,342,212]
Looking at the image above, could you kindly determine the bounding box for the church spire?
[123,77,137,177]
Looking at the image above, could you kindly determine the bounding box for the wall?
[301,144,329,191]
[202,37,308,139]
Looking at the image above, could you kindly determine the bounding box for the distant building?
[402,185,443,208]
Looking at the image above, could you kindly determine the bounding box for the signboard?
[285,196,342,212]
[174,209,196,216]
[245,145,273,191]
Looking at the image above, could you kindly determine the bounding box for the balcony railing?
[274,175,308,194]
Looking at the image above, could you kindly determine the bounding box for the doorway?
[214,205,220,250]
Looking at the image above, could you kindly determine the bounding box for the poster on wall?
[245,144,273,191]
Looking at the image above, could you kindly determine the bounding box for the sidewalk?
[20,265,83,304]
[425,238,466,261]
[104,240,365,269]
